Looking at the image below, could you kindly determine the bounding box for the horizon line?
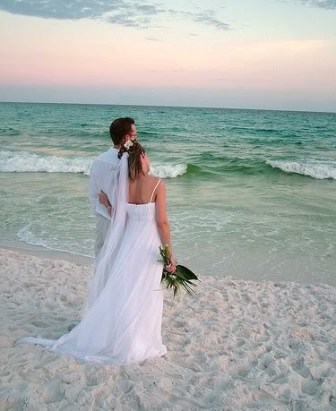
[0,100,335,115]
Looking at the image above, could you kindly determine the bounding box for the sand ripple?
[1,249,336,410]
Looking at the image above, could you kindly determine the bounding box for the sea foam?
[267,160,336,180]
[0,151,92,175]
[150,163,187,178]
[0,151,187,179]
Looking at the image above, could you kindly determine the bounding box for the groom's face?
[127,124,138,141]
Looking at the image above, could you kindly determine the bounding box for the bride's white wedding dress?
[18,155,167,365]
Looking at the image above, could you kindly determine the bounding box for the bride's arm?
[98,190,113,216]
[155,181,176,272]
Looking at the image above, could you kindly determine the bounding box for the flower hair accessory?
[124,140,133,150]
[118,139,134,159]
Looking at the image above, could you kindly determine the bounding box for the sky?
[0,0,335,112]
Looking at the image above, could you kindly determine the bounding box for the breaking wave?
[0,151,188,178]
[267,160,336,180]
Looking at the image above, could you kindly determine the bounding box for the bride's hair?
[128,141,146,181]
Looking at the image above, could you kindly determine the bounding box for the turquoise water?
[1,102,335,285]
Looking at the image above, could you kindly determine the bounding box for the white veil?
[87,152,129,308]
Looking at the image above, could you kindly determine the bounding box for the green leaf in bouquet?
[161,271,181,297]
[175,265,199,281]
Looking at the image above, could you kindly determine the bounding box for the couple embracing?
[19,117,176,366]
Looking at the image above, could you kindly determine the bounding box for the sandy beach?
[1,247,336,410]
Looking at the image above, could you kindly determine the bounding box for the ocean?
[1,102,335,286]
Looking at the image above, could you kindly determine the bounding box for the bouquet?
[160,245,199,297]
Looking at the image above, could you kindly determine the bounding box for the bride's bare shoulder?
[147,175,162,185]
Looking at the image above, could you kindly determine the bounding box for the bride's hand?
[99,191,112,215]
[99,190,110,207]
[165,256,177,273]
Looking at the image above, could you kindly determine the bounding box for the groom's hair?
[109,117,135,145]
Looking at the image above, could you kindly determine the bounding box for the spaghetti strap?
[149,179,161,203]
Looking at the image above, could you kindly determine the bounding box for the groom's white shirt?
[89,147,119,220]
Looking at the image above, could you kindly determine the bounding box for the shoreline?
[2,240,335,288]
[0,241,93,266]
[1,247,336,409]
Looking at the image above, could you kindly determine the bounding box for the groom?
[89,117,137,257]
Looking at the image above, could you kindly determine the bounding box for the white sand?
[1,248,336,410]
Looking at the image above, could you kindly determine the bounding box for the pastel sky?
[0,0,335,111]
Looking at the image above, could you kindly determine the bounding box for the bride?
[18,141,176,365]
